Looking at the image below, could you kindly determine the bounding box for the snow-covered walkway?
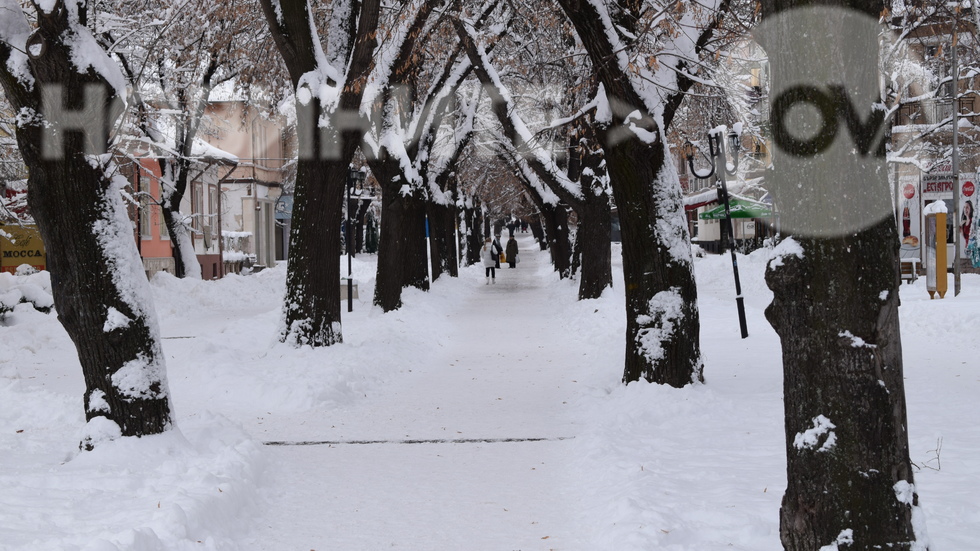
[5,233,980,550]
[242,234,591,550]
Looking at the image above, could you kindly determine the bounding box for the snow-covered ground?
[1,234,977,550]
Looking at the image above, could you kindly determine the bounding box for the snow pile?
[554,246,784,550]
[1,416,262,550]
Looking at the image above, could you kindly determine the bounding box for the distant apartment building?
[204,100,293,271]
[127,98,294,279]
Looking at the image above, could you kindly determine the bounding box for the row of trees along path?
[0,1,922,549]
[246,235,590,549]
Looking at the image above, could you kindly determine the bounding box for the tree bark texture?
[603,132,702,386]
[759,1,922,549]
[766,227,918,551]
[557,0,703,386]
[0,1,173,445]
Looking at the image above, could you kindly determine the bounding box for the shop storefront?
[899,165,976,269]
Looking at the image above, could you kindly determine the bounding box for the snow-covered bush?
[0,269,55,319]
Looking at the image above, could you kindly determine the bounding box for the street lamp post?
[347,167,366,313]
[684,126,749,339]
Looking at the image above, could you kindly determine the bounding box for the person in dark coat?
[505,236,519,268]
[492,234,503,269]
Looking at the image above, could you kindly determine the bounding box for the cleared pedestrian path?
[242,234,590,550]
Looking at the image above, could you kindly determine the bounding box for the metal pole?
[714,131,749,339]
[347,177,353,313]
[952,24,961,296]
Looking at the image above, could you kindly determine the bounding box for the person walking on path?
[482,237,502,284]
[492,234,503,269]
[505,236,519,268]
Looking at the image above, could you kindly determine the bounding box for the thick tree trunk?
[260,0,378,346]
[759,2,922,549]
[604,135,702,386]
[31,154,174,445]
[766,229,918,551]
[541,202,572,278]
[463,199,484,266]
[0,1,173,447]
[427,201,458,281]
[373,160,429,312]
[279,100,347,345]
[577,193,612,300]
[576,130,613,299]
[558,0,702,387]
[430,171,460,279]
[529,215,547,250]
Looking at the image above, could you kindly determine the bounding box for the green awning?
[699,197,772,220]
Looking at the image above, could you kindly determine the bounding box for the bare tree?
[556,0,733,385]
[259,0,379,346]
[0,0,173,448]
[101,0,275,278]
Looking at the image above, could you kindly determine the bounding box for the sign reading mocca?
[3,249,44,258]
[0,224,46,273]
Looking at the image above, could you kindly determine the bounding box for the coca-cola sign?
[963,181,975,197]
[903,184,916,199]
